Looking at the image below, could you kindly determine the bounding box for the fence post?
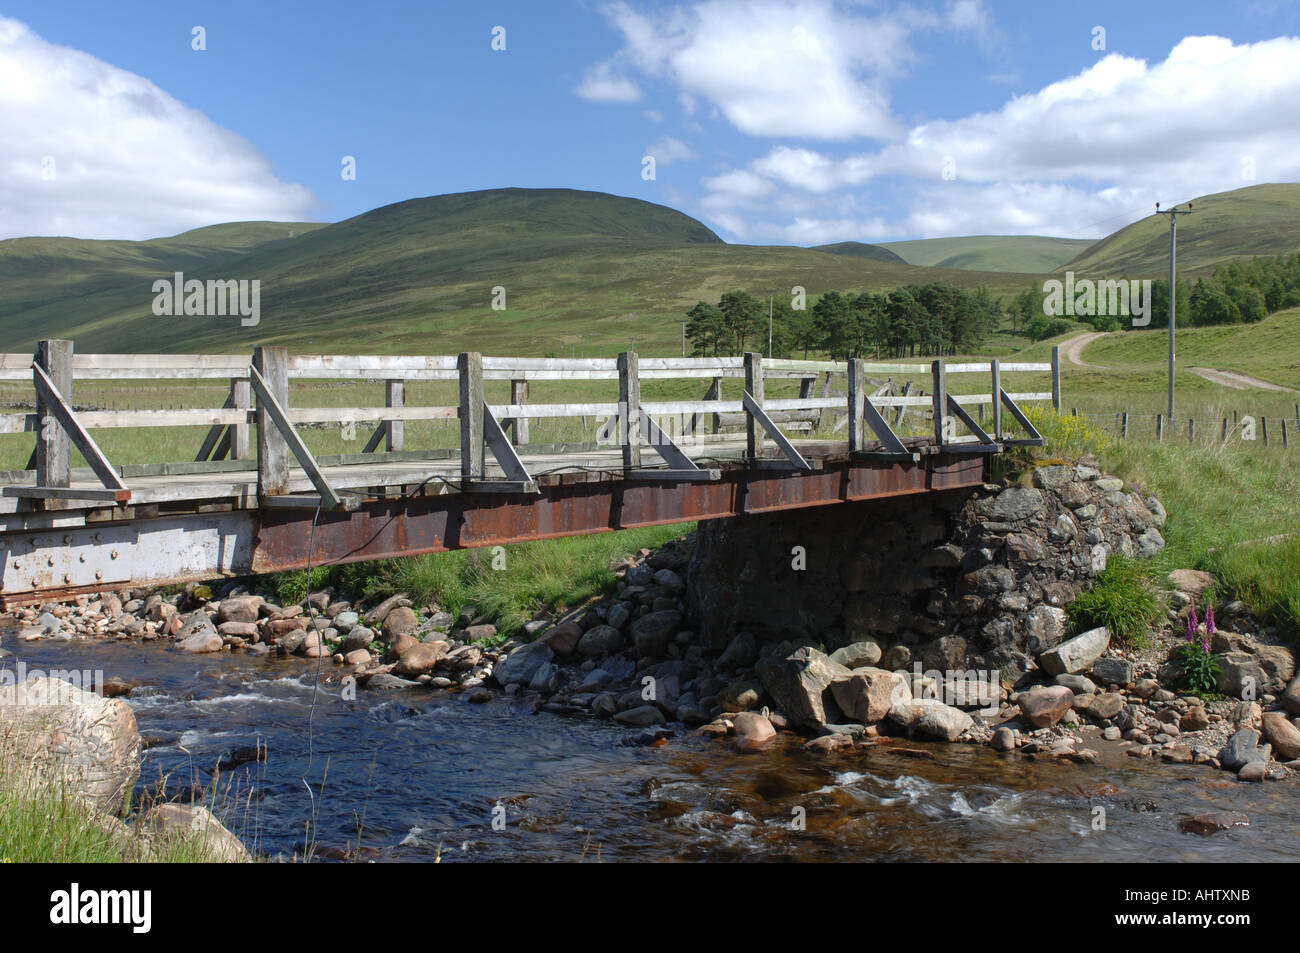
[745,352,764,459]
[1156,413,1164,441]
[508,378,529,446]
[1284,419,1290,450]
[618,351,641,469]
[458,352,484,479]
[931,359,947,445]
[1188,418,1195,444]
[1121,412,1128,440]
[35,339,73,490]
[1050,345,1061,413]
[253,346,290,495]
[231,377,251,459]
[386,379,405,452]
[1262,416,1269,447]
[847,358,865,452]
[990,359,1002,440]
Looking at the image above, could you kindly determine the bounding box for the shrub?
[1066,553,1165,648]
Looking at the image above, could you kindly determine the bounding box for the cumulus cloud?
[646,136,697,165]
[0,16,315,241]
[575,59,642,102]
[700,34,1300,242]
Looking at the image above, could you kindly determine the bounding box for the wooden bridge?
[0,340,1060,607]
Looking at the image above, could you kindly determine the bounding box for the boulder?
[630,610,682,658]
[613,705,665,727]
[831,667,911,723]
[1261,711,1300,761]
[830,640,883,670]
[717,631,758,670]
[1283,675,1300,716]
[538,622,583,655]
[989,487,1044,522]
[887,698,973,742]
[576,624,624,659]
[1086,692,1125,720]
[757,647,852,729]
[1216,652,1268,699]
[139,804,249,862]
[0,675,141,813]
[1019,685,1075,728]
[174,611,223,654]
[343,626,375,653]
[217,596,261,624]
[1218,728,1267,771]
[1180,811,1249,835]
[991,726,1016,751]
[732,712,776,751]
[718,681,763,711]
[393,640,447,677]
[1039,626,1110,676]
[1091,657,1134,686]
[491,641,554,686]
[382,606,420,643]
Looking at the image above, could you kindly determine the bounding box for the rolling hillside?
[1062,183,1300,277]
[880,235,1093,272]
[811,241,907,264]
[0,188,1034,356]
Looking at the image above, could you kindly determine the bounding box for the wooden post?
[508,378,529,446]
[1188,418,1195,444]
[386,379,405,452]
[253,346,290,495]
[458,352,485,479]
[931,359,947,445]
[990,359,1002,440]
[1121,412,1128,440]
[1221,417,1229,442]
[1157,414,1164,441]
[231,377,251,460]
[745,352,764,459]
[708,376,722,434]
[618,351,641,469]
[35,339,73,490]
[1283,419,1290,449]
[1262,416,1269,447]
[1050,345,1061,412]
[847,358,865,452]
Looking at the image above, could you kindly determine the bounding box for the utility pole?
[1155,201,1192,421]
[767,289,775,359]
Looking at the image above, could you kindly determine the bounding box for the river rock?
[1167,569,1215,597]
[1283,675,1300,716]
[492,640,554,686]
[393,640,447,677]
[1238,761,1268,782]
[343,649,371,666]
[630,610,682,658]
[217,596,261,624]
[831,667,910,723]
[1252,644,1296,692]
[1262,711,1300,760]
[990,487,1044,522]
[1217,651,1268,699]
[887,698,972,741]
[1019,685,1075,728]
[718,681,762,711]
[366,594,411,626]
[174,611,223,653]
[139,804,249,862]
[716,631,757,670]
[343,626,375,653]
[1180,811,1249,835]
[1055,673,1097,694]
[1091,657,1134,686]
[1218,728,1267,771]
[576,624,623,658]
[1039,626,1110,676]
[0,675,141,814]
[732,712,776,750]
[756,647,852,729]
[217,621,259,640]
[613,704,665,727]
[1086,691,1125,720]
[382,606,420,643]
[991,726,1016,751]
[830,640,883,670]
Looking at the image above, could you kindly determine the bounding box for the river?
[4,632,1294,862]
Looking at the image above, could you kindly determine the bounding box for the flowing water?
[4,633,1295,862]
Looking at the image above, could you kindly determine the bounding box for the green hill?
[880,235,1093,273]
[1063,183,1300,277]
[0,188,1034,356]
[811,241,907,264]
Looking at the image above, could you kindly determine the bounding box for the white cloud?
[0,16,316,241]
[646,136,697,164]
[575,59,642,102]
[699,34,1300,241]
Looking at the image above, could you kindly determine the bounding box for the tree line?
[684,284,1002,360]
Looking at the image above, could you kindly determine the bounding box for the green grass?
[270,523,693,640]
[880,235,1094,273]
[1065,553,1165,649]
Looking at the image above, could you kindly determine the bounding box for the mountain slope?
[1063,183,1300,276]
[811,241,907,264]
[880,235,1093,273]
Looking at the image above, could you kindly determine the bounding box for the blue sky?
[3,0,1299,243]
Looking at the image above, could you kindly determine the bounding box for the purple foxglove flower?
[1206,605,1216,635]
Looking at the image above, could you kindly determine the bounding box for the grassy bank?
[1027,409,1300,632]
[271,522,694,641]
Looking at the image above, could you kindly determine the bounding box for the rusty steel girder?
[248,454,985,573]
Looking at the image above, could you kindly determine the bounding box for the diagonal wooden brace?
[943,393,998,451]
[30,362,130,496]
[643,414,699,470]
[742,389,812,470]
[999,388,1046,446]
[248,363,343,509]
[482,402,536,488]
